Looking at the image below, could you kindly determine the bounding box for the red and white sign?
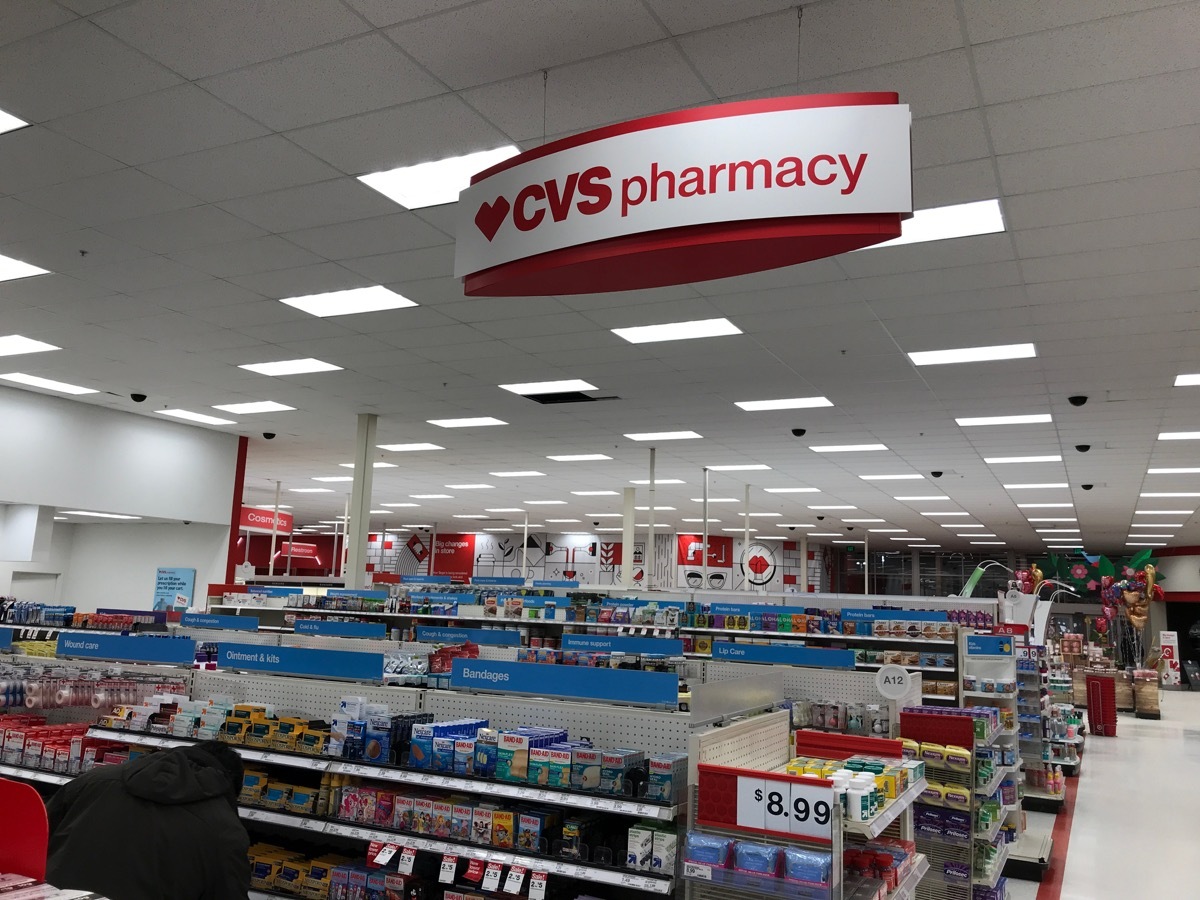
[456,93,911,295]
[696,763,835,843]
[432,533,476,582]
[279,542,318,559]
[1161,630,1181,686]
[677,534,733,569]
[238,507,293,535]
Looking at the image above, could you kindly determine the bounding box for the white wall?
[1156,555,1200,593]
[0,386,238,524]
[0,520,74,599]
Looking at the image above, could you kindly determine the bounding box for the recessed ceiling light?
[1005,483,1069,490]
[809,505,856,510]
[485,508,524,512]
[682,518,721,523]
[1135,509,1194,515]
[1159,432,1200,440]
[251,504,293,510]
[453,514,488,519]
[369,510,392,515]
[61,510,141,520]
[985,455,1062,464]
[1132,522,1183,528]
[908,341,1035,367]
[908,544,941,548]
[499,379,597,395]
[970,541,1005,546]
[587,513,623,518]
[764,487,820,493]
[546,518,582,523]
[722,527,756,533]
[894,495,949,501]
[0,373,97,395]
[842,518,885,523]
[961,533,997,537]
[1036,528,1081,533]
[378,443,444,452]
[0,108,28,136]
[1127,542,1167,547]
[239,357,342,376]
[691,497,739,503]
[53,516,68,521]
[411,494,452,499]
[1017,503,1074,508]
[596,527,624,532]
[635,506,676,511]
[312,476,353,482]
[483,527,515,532]
[809,533,843,537]
[490,471,545,478]
[734,396,833,411]
[572,490,619,496]
[155,409,236,425]
[358,145,520,209]
[549,454,613,462]
[290,488,334,493]
[1129,534,1174,538]
[862,199,1005,249]
[833,540,865,544]
[890,537,920,541]
[381,502,419,508]
[428,417,506,428]
[0,335,59,357]
[1027,518,1078,522]
[339,462,398,469]
[0,255,49,283]
[637,523,671,528]
[1174,374,1200,386]
[756,536,788,540]
[740,512,782,517]
[870,529,907,533]
[213,400,295,414]
[612,317,742,344]
[707,464,771,471]
[1141,492,1200,498]
[1148,467,1200,474]
[922,511,969,516]
[318,521,341,524]
[860,474,924,481]
[947,524,984,528]
[779,523,813,528]
[810,444,888,453]
[446,484,493,490]
[403,524,432,528]
[280,285,416,318]
[524,500,567,505]
[625,431,702,441]
[630,479,686,485]
[956,413,1052,427]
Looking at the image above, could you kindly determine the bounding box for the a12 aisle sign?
[696,763,835,842]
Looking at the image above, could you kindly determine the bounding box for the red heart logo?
[748,555,770,575]
[474,196,510,241]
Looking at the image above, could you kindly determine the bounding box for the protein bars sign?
[455,93,911,296]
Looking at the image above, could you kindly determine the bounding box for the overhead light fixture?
[809,505,856,510]
[735,396,833,411]
[1036,528,1081,534]
[596,527,624,532]
[1132,522,1183,528]
[290,488,334,493]
[908,544,941,548]
[860,473,924,481]
[280,285,416,317]
[239,358,342,376]
[810,444,888,453]
[947,524,984,528]
[870,529,907,533]
[312,476,353,483]
[428,417,506,428]
[251,504,293,510]
[524,500,567,505]
[0,373,97,395]
[1127,542,1167,547]
[358,145,520,209]
[630,479,686,485]
[587,513,623,518]
[682,518,721,523]
[62,510,141,520]
[809,533,843,537]
[612,317,742,344]
[890,537,920,541]
[155,409,236,425]
[377,443,444,452]
[499,379,597,395]
[1141,492,1200,498]
[1027,518,1078,522]
[490,471,545,478]
[485,508,524,512]
[411,494,452,499]
[0,255,49,284]
[956,413,1052,427]
[922,511,969,516]
[368,510,392,515]
[1129,534,1174,538]
[985,455,1062,464]
[908,342,1035,367]
[756,536,788,540]
[1159,432,1200,440]
[0,335,59,357]
[740,512,781,517]
[445,484,493,490]
[1135,509,1194,515]
[707,464,771,472]
[625,431,702,441]
[894,495,948,501]
[970,541,1005,546]
[403,524,432,528]
[1174,374,1200,386]
[549,453,612,462]
[691,497,739,503]
[483,527,515,532]
[764,487,819,493]
[213,400,295,414]
[833,540,865,545]
[380,502,419,508]
[1017,503,1073,508]
[572,490,619,496]
[636,506,676,511]
[962,533,997,537]
[453,514,487,519]
[843,518,885,523]
[545,518,582,523]
[1006,483,1069,490]
[1148,467,1200,474]
[722,527,756,533]
[779,524,813,528]
[0,108,28,136]
[638,523,670,528]
[340,462,398,469]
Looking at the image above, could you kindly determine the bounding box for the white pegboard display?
[688,708,792,779]
[192,671,421,719]
[177,628,281,647]
[280,633,399,655]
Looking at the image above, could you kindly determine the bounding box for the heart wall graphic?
[474,196,510,241]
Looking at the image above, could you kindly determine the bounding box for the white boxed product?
[652,830,677,875]
[626,825,654,871]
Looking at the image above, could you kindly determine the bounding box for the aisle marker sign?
[966,635,1013,657]
[561,633,684,655]
[217,642,384,682]
[697,763,835,843]
[293,619,387,639]
[416,626,521,646]
[180,613,259,632]
[449,658,678,708]
[55,633,196,666]
[711,641,855,669]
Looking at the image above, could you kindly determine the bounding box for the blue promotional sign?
[402,574,452,584]
[408,593,469,609]
[0,627,12,650]
[153,566,196,612]
[472,577,526,586]
[217,642,384,682]
[248,585,304,596]
[841,608,949,622]
[180,613,259,632]
[561,633,685,655]
[966,634,1014,657]
[416,626,521,646]
[56,633,196,666]
[533,580,579,588]
[710,601,778,616]
[327,588,390,600]
[450,658,678,708]
[294,619,387,639]
[711,641,856,669]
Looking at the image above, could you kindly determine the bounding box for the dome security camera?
[1075,444,1090,453]
[1081,484,1094,491]
[130,393,147,403]
[791,428,807,437]
[930,471,943,479]
[263,432,276,440]
[1068,395,1088,407]
[816,515,825,521]
[846,526,854,532]
[788,526,796,531]
[593,521,600,527]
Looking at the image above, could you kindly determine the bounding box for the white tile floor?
[1005,690,1200,899]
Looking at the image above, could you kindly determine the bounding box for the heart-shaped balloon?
[1101,575,1114,591]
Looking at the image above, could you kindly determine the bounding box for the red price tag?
[439,855,458,884]
[372,843,399,866]
[397,847,416,875]
[528,871,548,900]
[481,861,504,892]
[463,859,486,883]
[503,865,527,894]
[699,764,835,842]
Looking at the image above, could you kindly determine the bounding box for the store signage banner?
[180,613,259,632]
[293,619,388,639]
[415,626,521,646]
[841,608,949,622]
[449,658,678,707]
[401,574,451,584]
[327,588,390,600]
[677,535,734,569]
[433,533,476,582]
[248,585,303,596]
[531,579,579,588]
[280,542,318,559]
[471,576,526,586]
[697,764,835,843]
[560,633,684,655]
[408,592,469,608]
[56,633,196,666]
[239,507,294,534]
[711,641,856,669]
[217,642,384,682]
[965,634,1013,657]
[455,93,911,295]
[153,566,195,612]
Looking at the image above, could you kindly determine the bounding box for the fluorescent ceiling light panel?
[985,455,1062,464]
[213,400,294,414]
[946,524,984,528]
[453,514,487,519]
[358,146,520,209]
[596,527,623,532]
[735,396,833,411]
[890,537,920,541]
[240,358,342,376]
[378,443,444,452]
[380,502,419,508]
[682,518,721,523]
[843,518,884,523]
[956,414,1052,427]
[810,444,888,452]
[0,373,97,395]
[485,508,524,512]
[922,511,969,516]
[833,540,865,544]
[62,510,140,520]
[545,518,581,523]
[312,476,353,482]
[707,464,771,472]
[0,255,49,283]
[1135,509,1194,515]
[1148,468,1200,474]
[549,454,612,462]
[572,490,619,496]
[403,524,432,528]
[428,417,506,428]
[524,500,567,505]
[499,379,597,395]
[1017,503,1073,508]
[635,506,676,511]
[809,505,856,510]
[612,317,741,344]
[1027,518,1077,522]
[445,484,493,489]
[1127,542,1167,547]
[1132,522,1183,528]
[809,533,843,537]
[339,462,398,469]
[252,504,293,510]
[962,533,997,537]
[779,524,813,528]
[1159,432,1200,440]
[1174,374,1200,386]
[0,335,59,357]
[908,341,1035,367]
[630,479,685,485]
[155,409,235,425]
[625,431,702,441]
[1036,529,1080,533]
[369,510,392,515]
[289,488,334,493]
[691,497,739,503]
[1142,492,1200,498]
[411,494,452,499]
[971,542,1005,546]
[740,512,782,517]
[587,513,623,518]
[722,528,756,533]
[908,545,940,548]
[860,474,924,481]
[638,524,670,528]
[870,529,907,533]
[53,516,68,521]
[764,487,820,493]
[1006,484,1069,490]
[483,528,514,532]
[895,495,948,501]
[280,285,415,318]
[490,471,545,478]
[0,108,28,135]
[1129,534,1174,538]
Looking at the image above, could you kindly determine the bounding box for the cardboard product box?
[627,824,654,871]
[393,794,415,832]
[571,747,603,791]
[471,806,494,844]
[516,811,546,852]
[431,799,454,838]
[454,738,476,776]
[645,752,688,804]
[652,829,678,876]
[496,732,530,782]
[451,803,474,841]
[491,810,515,848]
[600,749,645,795]
[413,796,435,834]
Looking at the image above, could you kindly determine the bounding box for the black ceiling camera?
[1081,484,1094,491]
[791,428,807,437]
[1068,395,1088,407]
[593,521,600,527]
[1075,444,1090,453]
[788,526,796,531]
[930,471,943,478]
[182,520,191,525]
[846,526,854,531]
[130,393,147,403]
[263,433,276,440]
[816,515,825,521]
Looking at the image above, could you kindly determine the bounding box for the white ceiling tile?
[0,20,181,120]
[340,244,456,283]
[94,0,370,80]
[1014,208,1200,259]
[217,178,402,233]
[127,278,267,312]
[285,213,450,260]
[962,0,1184,43]
[15,168,199,226]
[228,261,370,299]
[911,110,991,169]
[201,33,446,131]
[56,0,124,12]
[187,298,308,329]
[1019,239,1199,284]
[97,204,268,254]
[3,227,152,273]
[51,293,170,324]
[643,0,801,34]
[0,0,76,46]
[343,0,476,28]
[77,255,211,293]
[169,234,326,278]
[0,126,124,194]
[1004,171,1197,231]
[46,83,269,165]
[0,272,114,305]
[140,135,340,202]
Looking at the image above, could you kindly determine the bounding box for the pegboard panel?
[4,655,196,687]
[688,709,792,781]
[705,661,882,703]
[191,670,421,719]
[280,633,399,655]
[422,690,693,753]
[177,628,281,647]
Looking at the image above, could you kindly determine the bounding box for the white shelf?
[964,690,1018,700]
[857,662,957,674]
[239,805,327,834]
[844,777,928,838]
[0,762,72,785]
[922,693,957,701]
[975,764,1018,797]
[891,854,930,900]
[1022,788,1066,803]
[974,815,1002,843]
[680,626,954,645]
[87,727,331,772]
[282,607,463,620]
[973,840,1011,888]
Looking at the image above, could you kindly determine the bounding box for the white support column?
[344,412,378,589]
[742,482,751,591]
[912,547,921,597]
[799,534,809,593]
[864,531,870,594]
[521,512,530,582]
[621,487,636,589]
[647,447,656,589]
[701,467,710,588]
[268,480,281,576]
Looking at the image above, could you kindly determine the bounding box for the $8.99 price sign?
[697,763,836,842]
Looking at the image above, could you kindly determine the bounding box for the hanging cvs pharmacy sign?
[455,93,911,296]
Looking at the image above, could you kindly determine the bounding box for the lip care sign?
[455,93,911,296]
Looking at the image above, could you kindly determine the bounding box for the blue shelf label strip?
[56,633,197,666]
[709,601,781,616]
[293,619,388,639]
[966,634,1014,657]
[0,627,12,650]
[841,609,949,622]
[415,626,522,646]
[449,658,678,708]
[401,574,452,584]
[217,642,384,682]
[247,585,304,596]
[532,580,580,588]
[472,577,526,586]
[326,588,390,600]
[180,613,260,632]
[560,633,685,655]
[711,641,857,669]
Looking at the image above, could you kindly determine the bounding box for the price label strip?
[372,843,399,866]
[683,862,713,880]
[397,847,417,875]
[439,855,458,884]
[528,871,549,900]
[503,865,527,894]
[481,861,504,892]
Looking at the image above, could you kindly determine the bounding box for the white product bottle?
[851,774,876,820]
[846,780,871,822]
[831,775,850,816]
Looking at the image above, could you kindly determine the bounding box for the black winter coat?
[46,745,250,900]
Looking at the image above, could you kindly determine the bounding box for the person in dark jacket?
[46,741,250,900]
